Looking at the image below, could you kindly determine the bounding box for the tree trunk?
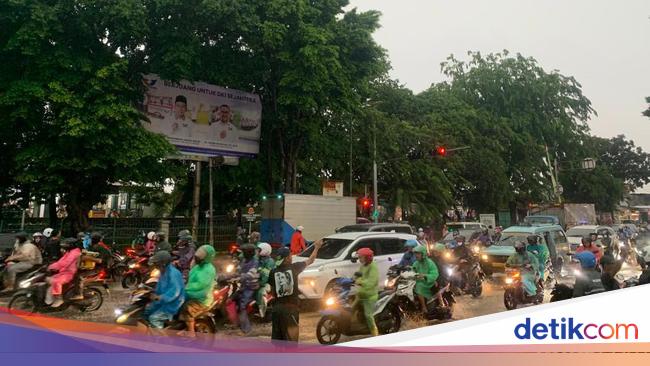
[65,194,91,236]
[47,194,58,228]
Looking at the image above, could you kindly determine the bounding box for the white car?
[565,225,617,252]
[293,232,418,299]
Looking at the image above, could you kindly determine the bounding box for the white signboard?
[141,74,262,158]
[479,214,496,229]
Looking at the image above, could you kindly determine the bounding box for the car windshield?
[442,230,475,242]
[336,225,370,233]
[566,228,596,237]
[496,232,531,246]
[526,217,557,225]
[299,238,353,259]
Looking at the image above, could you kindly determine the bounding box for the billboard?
[140,74,262,158]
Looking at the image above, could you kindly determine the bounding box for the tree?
[0,0,179,233]
[644,96,650,119]
[591,135,650,190]
[441,51,595,218]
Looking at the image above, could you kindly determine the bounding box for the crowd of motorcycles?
[2,231,648,345]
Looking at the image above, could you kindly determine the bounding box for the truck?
[526,203,597,229]
[260,194,357,246]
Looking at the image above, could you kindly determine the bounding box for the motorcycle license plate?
[492,262,505,268]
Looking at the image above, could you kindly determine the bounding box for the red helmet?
[357,247,374,261]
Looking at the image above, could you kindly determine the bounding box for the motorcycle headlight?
[114,308,123,316]
[225,264,235,273]
[446,267,454,276]
[472,246,480,254]
[385,278,397,288]
[505,277,514,285]
[481,254,488,261]
[325,297,336,307]
[150,268,160,278]
[116,313,130,324]
[19,280,32,288]
[128,263,139,269]
[444,252,452,259]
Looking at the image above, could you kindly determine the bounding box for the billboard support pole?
[192,161,202,241]
[208,158,214,246]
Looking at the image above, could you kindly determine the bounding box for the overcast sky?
[349,0,650,190]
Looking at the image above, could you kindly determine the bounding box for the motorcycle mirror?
[351,251,359,263]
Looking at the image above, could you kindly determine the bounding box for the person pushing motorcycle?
[353,247,379,337]
[505,241,539,297]
[412,245,439,317]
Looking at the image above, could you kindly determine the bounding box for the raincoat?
[412,257,439,299]
[146,264,185,316]
[355,261,379,301]
[184,246,216,306]
[48,248,81,296]
[398,251,416,267]
[506,252,540,296]
[527,243,549,279]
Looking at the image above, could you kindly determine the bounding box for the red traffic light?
[436,146,446,156]
[362,198,371,208]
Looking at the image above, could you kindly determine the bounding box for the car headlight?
[325,297,336,307]
[505,277,513,285]
[481,254,488,261]
[309,280,316,287]
[19,280,32,289]
[225,264,235,273]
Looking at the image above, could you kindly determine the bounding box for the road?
[0,242,645,344]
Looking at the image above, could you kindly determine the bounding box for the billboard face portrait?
[141,74,262,158]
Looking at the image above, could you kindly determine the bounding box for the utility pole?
[372,119,378,223]
[208,158,214,246]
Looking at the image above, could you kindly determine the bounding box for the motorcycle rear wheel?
[8,294,36,315]
[121,273,140,289]
[316,315,341,345]
[194,318,216,334]
[376,304,401,335]
[78,288,103,312]
[470,279,483,298]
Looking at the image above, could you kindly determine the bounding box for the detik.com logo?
[515,318,638,340]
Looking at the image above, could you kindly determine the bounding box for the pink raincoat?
[48,248,81,295]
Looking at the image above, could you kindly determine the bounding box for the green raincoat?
[413,257,439,299]
[355,261,379,301]
[184,245,217,306]
[527,243,549,279]
[505,251,540,296]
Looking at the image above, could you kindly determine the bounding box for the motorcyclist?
[179,245,216,336]
[42,228,61,262]
[477,228,493,246]
[398,239,418,267]
[235,243,260,335]
[412,245,439,317]
[154,232,172,253]
[353,247,379,337]
[32,232,45,251]
[46,238,82,307]
[576,236,603,263]
[505,241,539,297]
[172,233,196,279]
[249,231,261,246]
[599,254,622,291]
[416,228,428,246]
[144,250,185,329]
[255,242,275,317]
[447,235,473,289]
[1,232,42,292]
[572,251,605,297]
[526,235,549,280]
[144,231,157,256]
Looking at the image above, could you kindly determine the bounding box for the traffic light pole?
[373,159,378,223]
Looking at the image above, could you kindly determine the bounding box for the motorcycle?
[121,255,151,289]
[316,277,402,345]
[8,268,106,314]
[114,274,218,334]
[385,265,454,321]
[0,261,42,295]
[440,247,484,297]
[503,266,544,310]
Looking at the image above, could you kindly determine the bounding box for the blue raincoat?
[145,264,185,317]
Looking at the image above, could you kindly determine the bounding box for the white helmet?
[43,228,54,238]
[296,225,304,232]
[33,232,43,238]
[147,231,156,240]
[258,242,272,257]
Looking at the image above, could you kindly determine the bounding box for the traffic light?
[362,198,371,208]
[435,146,446,157]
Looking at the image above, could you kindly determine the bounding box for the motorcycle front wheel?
[470,277,483,298]
[194,318,216,334]
[316,315,341,345]
[8,294,36,315]
[121,273,140,289]
[504,288,518,310]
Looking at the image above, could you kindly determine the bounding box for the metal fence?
[0,216,250,252]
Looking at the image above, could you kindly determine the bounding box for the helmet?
[514,241,526,251]
[33,232,43,238]
[258,242,272,257]
[195,245,216,262]
[149,250,172,267]
[452,231,460,238]
[413,245,427,255]
[404,239,418,248]
[357,247,374,261]
[526,235,538,245]
[433,243,446,252]
[15,231,28,242]
[177,229,191,239]
[249,231,261,243]
[582,235,593,245]
[241,243,256,260]
[599,254,616,267]
[147,231,156,240]
[91,232,103,242]
[456,236,466,244]
[276,247,291,260]
[178,234,193,242]
[60,238,78,250]
[155,231,166,241]
[574,251,597,269]
[43,228,54,238]
[482,228,489,234]
[296,225,304,232]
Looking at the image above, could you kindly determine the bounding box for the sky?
[349,0,650,191]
